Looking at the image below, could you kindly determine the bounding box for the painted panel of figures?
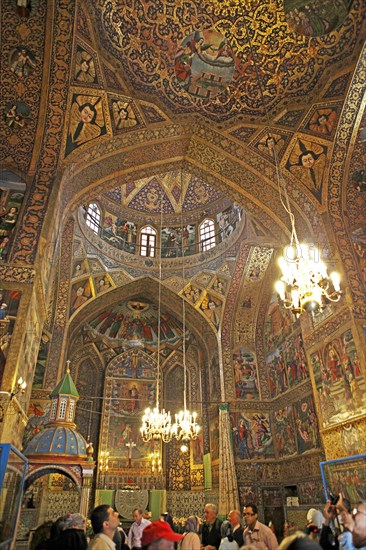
[217,204,243,242]
[65,94,107,156]
[23,397,50,449]
[209,410,220,462]
[273,406,297,458]
[267,332,309,398]
[232,412,275,460]
[284,0,354,37]
[310,328,366,428]
[100,212,137,254]
[32,334,50,388]
[293,396,320,453]
[350,226,366,286]
[298,480,326,505]
[264,294,294,352]
[107,416,152,461]
[161,225,195,258]
[69,278,92,317]
[238,485,257,507]
[0,289,22,385]
[0,172,26,261]
[233,349,259,400]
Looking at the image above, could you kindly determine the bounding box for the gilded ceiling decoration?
[93,0,365,121]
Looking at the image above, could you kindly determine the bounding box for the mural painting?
[192,431,204,465]
[0,172,25,261]
[65,94,106,155]
[0,289,22,386]
[209,276,228,296]
[32,334,50,388]
[293,396,320,453]
[264,294,294,352]
[267,331,309,398]
[161,225,195,258]
[256,132,286,159]
[85,300,183,346]
[217,204,243,242]
[286,137,328,201]
[182,283,202,305]
[298,480,326,505]
[69,278,92,317]
[273,406,297,458]
[350,226,366,285]
[198,292,223,330]
[74,46,97,84]
[232,411,275,460]
[233,349,260,400]
[104,351,157,462]
[111,99,140,131]
[3,101,31,129]
[341,424,361,457]
[100,212,137,254]
[238,485,257,506]
[284,0,354,36]
[209,353,220,403]
[174,29,236,98]
[305,107,338,137]
[310,328,366,428]
[72,258,89,278]
[9,46,36,78]
[94,274,112,294]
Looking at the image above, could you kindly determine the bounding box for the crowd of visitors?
[29,495,366,550]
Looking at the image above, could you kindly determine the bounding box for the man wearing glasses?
[338,498,366,550]
[243,504,278,550]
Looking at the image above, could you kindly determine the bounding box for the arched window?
[140,225,156,257]
[85,203,101,234]
[199,219,215,251]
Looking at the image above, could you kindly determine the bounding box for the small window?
[199,219,215,251]
[140,226,156,257]
[67,399,75,422]
[50,398,57,420]
[58,398,67,420]
[85,203,101,234]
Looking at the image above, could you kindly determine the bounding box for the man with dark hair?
[243,503,278,550]
[88,505,120,549]
[127,508,151,550]
[201,503,222,550]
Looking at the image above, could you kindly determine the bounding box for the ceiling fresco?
[91,0,365,121]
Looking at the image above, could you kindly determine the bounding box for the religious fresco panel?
[233,348,260,400]
[0,288,22,386]
[72,258,89,278]
[292,395,320,454]
[320,455,366,505]
[93,273,113,294]
[198,292,223,331]
[285,137,328,202]
[22,396,50,449]
[217,204,243,243]
[310,328,366,428]
[209,408,220,462]
[32,334,50,388]
[73,45,98,84]
[238,485,257,507]
[161,225,195,258]
[297,479,326,505]
[181,283,202,305]
[65,93,107,156]
[349,226,366,286]
[9,46,36,78]
[231,411,275,460]
[264,294,295,352]
[110,98,142,132]
[100,211,137,254]
[208,275,228,296]
[284,0,355,37]
[266,332,309,399]
[273,405,297,458]
[303,107,339,139]
[0,172,26,261]
[69,278,92,317]
[3,101,32,130]
[254,131,288,160]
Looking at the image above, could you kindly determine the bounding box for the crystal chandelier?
[171,174,201,443]
[275,242,342,317]
[140,193,173,443]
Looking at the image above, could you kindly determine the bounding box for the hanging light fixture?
[140,190,173,443]
[171,171,201,443]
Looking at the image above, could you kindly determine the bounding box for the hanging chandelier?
[170,172,201,444]
[140,192,173,443]
[275,242,342,317]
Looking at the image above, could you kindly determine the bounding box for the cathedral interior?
[0,0,366,546]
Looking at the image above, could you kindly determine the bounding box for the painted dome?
[24,426,87,458]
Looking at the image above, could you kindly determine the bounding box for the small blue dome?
[24,426,87,458]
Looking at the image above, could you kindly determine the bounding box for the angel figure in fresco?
[112,100,138,130]
[74,49,96,83]
[66,95,104,153]
[287,139,327,197]
[308,109,337,135]
[10,47,36,78]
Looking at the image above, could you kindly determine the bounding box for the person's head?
[90,505,119,537]
[63,513,86,531]
[184,515,200,533]
[9,207,18,214]
[79,102,97,124]
[76,286,84,296]
[299,151,316,169]
[228,509,241,528]
[133,508,143,524]
[352,501,366,548]
[204,503,217,524]
[279,532,322,550]
[243,504,258,529]
[221,520,233,540]
[141,520,184,550]
[306,508,324,529]
[49,516,68,539]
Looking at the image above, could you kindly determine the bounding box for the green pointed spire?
[50,360,79,398]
